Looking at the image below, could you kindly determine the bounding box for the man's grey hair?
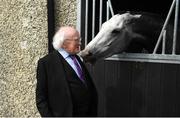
[52,29,65,50]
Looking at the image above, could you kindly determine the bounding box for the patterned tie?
[70,55,85,83]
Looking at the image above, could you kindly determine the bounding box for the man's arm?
[36,59,53,116]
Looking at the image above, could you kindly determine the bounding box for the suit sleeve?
[36,59,53,116]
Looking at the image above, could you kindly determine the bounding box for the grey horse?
[79,12,180,63]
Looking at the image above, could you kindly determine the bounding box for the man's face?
[62,31,81,55]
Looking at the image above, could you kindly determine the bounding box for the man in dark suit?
[36,26,98,117]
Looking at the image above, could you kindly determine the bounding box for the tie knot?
[69,55,76,60]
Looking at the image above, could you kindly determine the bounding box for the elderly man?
[36,26,98,117]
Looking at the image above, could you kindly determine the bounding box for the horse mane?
[118,11,168,53]
[118,11,164,36]
[118,11,163,19]
[119,11,180,54]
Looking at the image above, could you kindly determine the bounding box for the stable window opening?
[76,0,180,64]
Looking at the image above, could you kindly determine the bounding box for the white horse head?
[80,12,180,64]
[79,13,142,63]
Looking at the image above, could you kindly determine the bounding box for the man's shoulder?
[38,50,59,62]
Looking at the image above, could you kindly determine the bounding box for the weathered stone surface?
[54,0,77,29]
[0,0,48,116]
[0,0,77,116]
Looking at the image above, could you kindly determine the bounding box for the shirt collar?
[58,48,70,59]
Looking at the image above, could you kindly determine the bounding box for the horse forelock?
[128,13,164,37]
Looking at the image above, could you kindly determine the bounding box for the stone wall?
[54,0,77,29]
[0,0,77,117]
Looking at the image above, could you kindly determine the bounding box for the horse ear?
[126,14,141,25]
[133,14,141,19]
[131,32,146,41]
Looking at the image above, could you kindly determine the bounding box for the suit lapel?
[56,51,83,81]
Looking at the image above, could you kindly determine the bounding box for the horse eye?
[111,29,121,34]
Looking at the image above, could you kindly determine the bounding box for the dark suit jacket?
[36,51,98,117]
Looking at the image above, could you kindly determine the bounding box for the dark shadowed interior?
[111,0,173,19]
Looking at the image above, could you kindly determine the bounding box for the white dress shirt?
[58,48,82,78]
